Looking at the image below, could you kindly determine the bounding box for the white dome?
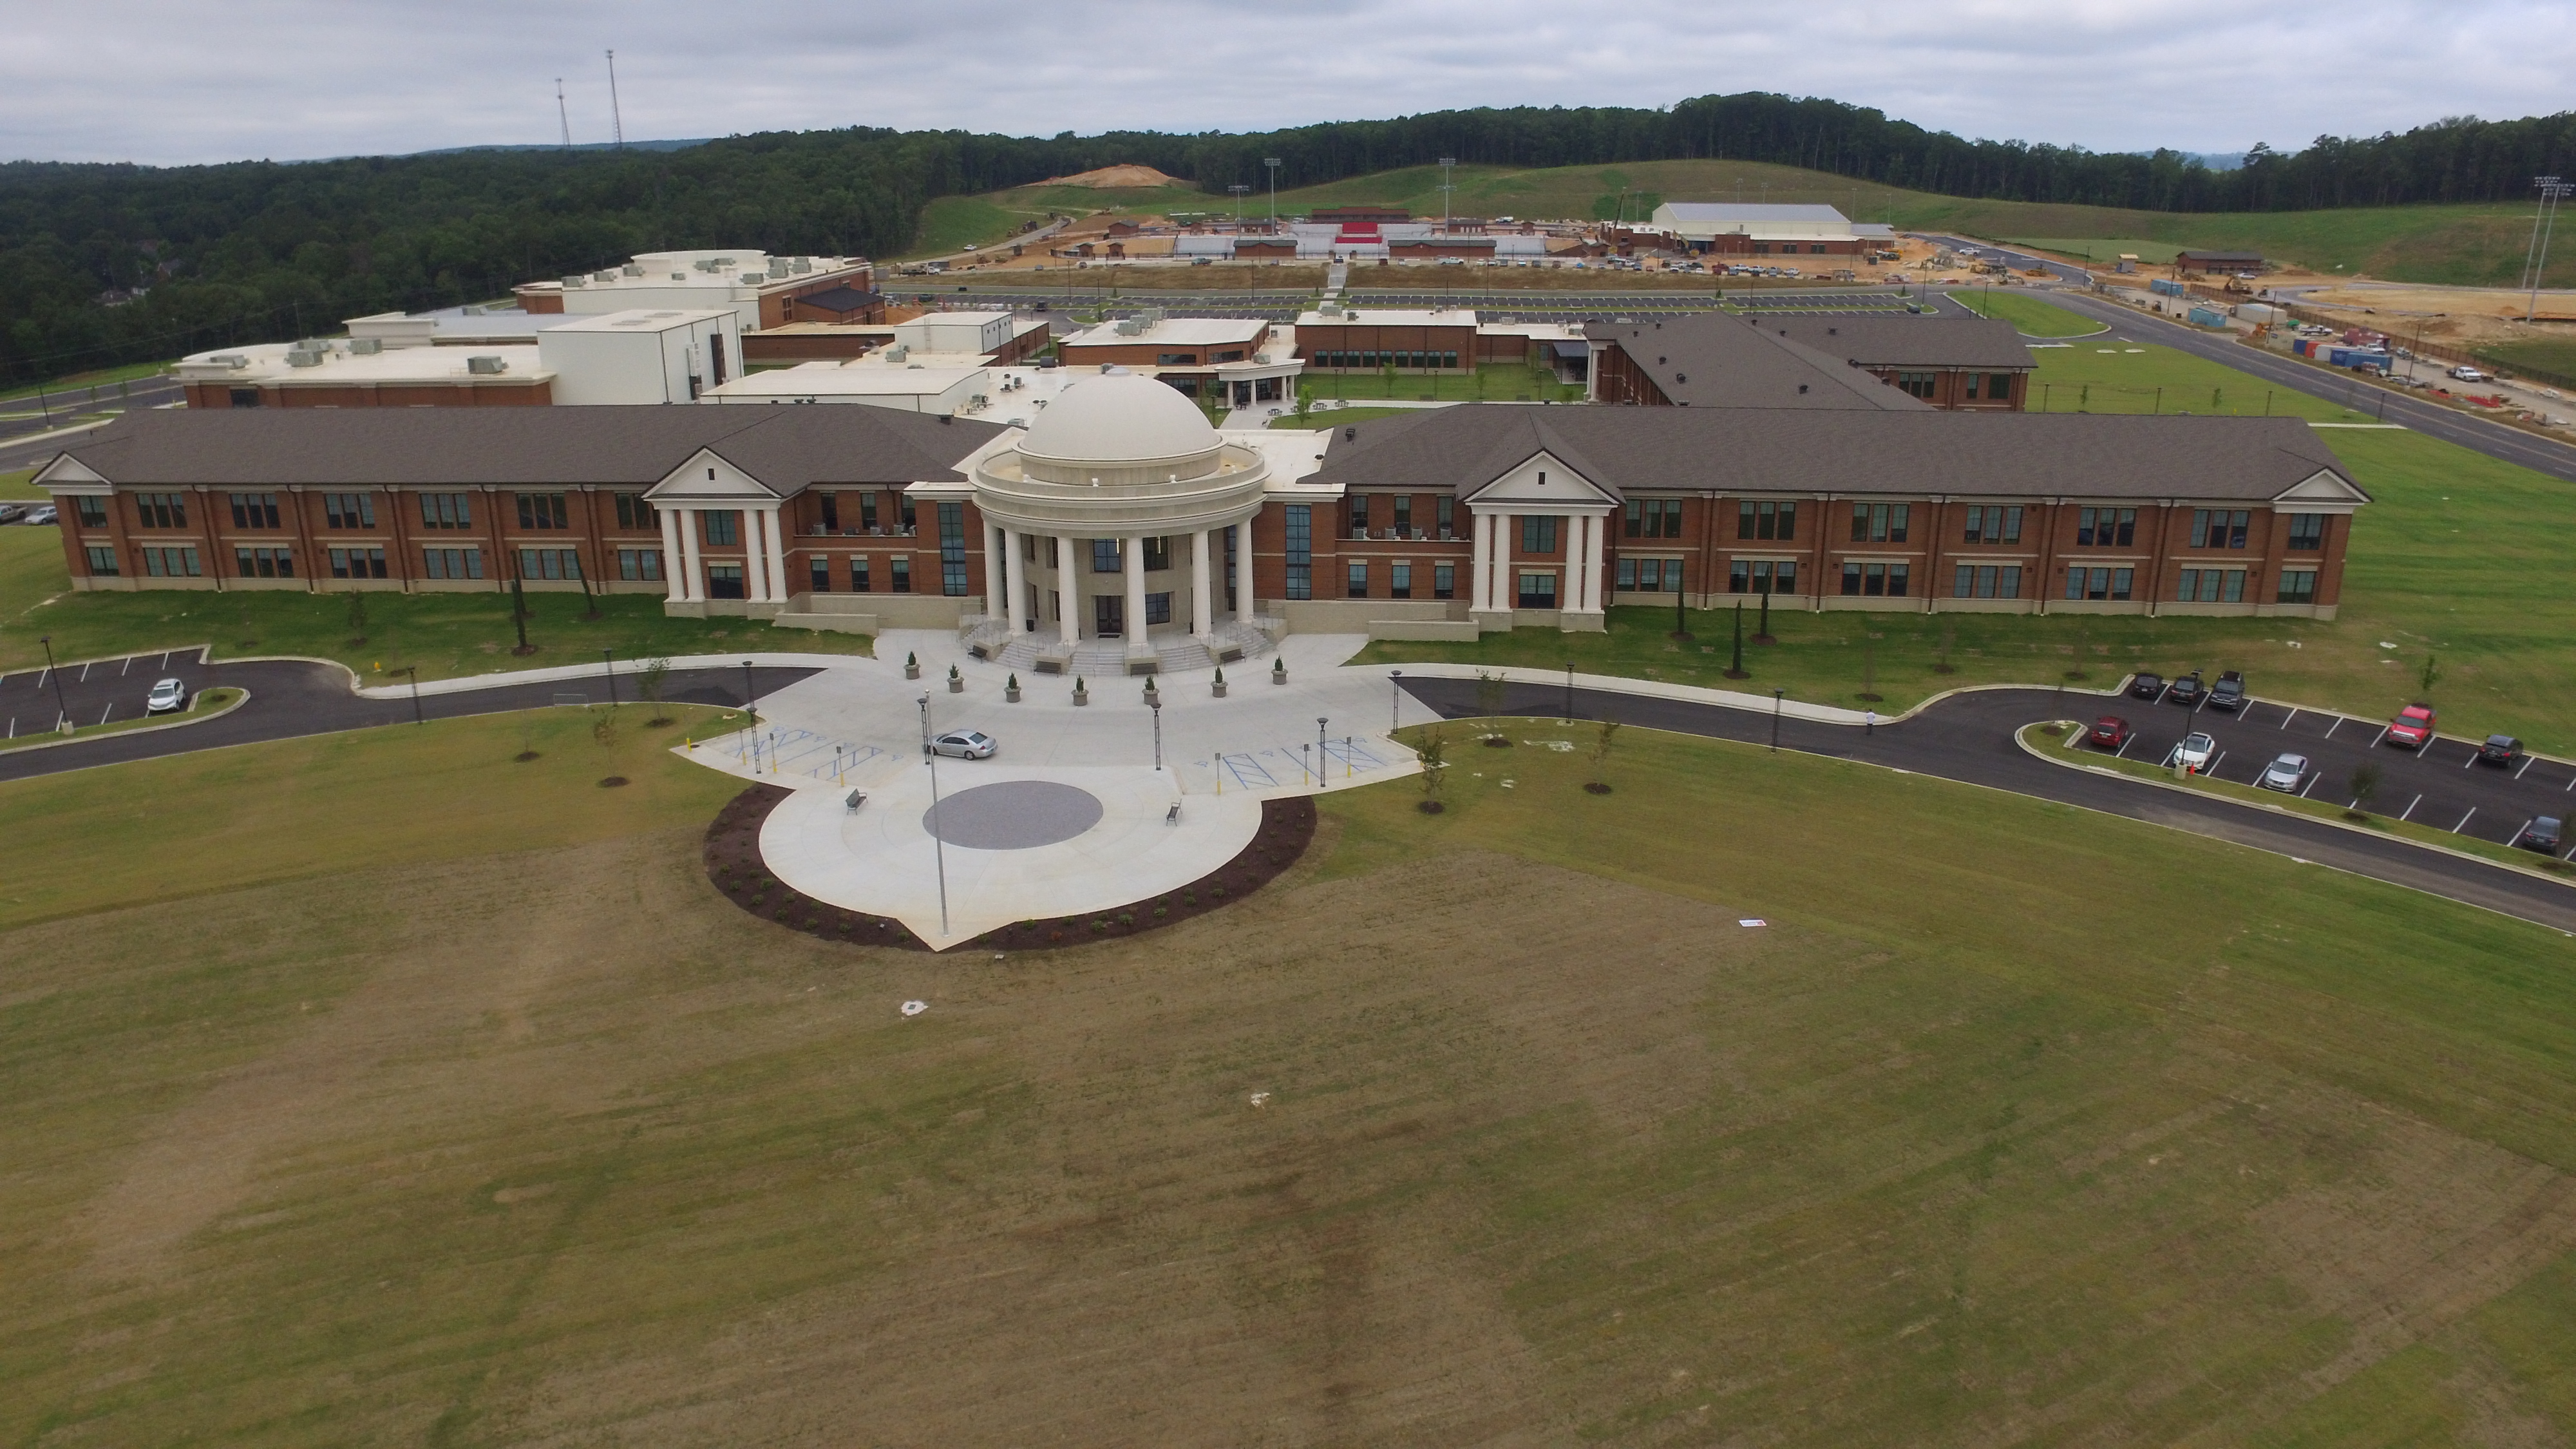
[1019,370,1218,466]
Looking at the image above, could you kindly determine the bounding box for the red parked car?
[2385,704,2437,749]
[2088,715,2132,750]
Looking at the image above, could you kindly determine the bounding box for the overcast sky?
[6,0,2568,167]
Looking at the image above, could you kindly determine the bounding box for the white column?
[742,511,769,604]
[1190,527,1215,642]
[1122,535,1150,652]
[1566,515,1585,612]
[1473,511,1499,612]
[658,505,686,604]
[1578,514,1604,612]
[1233,522,1253,623]
[999,526,1024,634]
[761,506,788,600]
[985,524,1008,622]
[678,508,704,602]
[1057,535,1081,643]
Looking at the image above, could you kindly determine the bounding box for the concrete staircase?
[983,619,1275,679]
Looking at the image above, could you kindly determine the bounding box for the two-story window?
[1141,536,1171,571]
[1625,498,1683,538]
[1737,500,1795,541]
[229,493,281,529]
[516,493,570,529]
[2285,513,2325,551]
[1953,564,2024,599]
[1848,503,1909,544]
[322,493,375,529]
[1841,562,1909,596]
[2190,509,2250,549]
[1962,505,2022,544]
[420,493,473,529]
[1283,504,1312,600]
[1436,495,1455,538]
[703,511,740,547]
[1347,560,1369,598]
[135,492,187,529]
[614,493,658,530]
[1519,516,1560,554]
[1728,560,1796,594]
[938,502,969,596]
[1392,496,1412,536]
[2076,507,2136,547]
[1091,538,1121,573]
[75,496,109,529]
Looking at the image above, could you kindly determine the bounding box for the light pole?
[741,659,758,734]
[920,692,950,937]
[402,665,424,725]
[1439,156,1457,232]
[1317,717,1329,777]
[1229,184,1251,223]
[2524,176,2571,323]
[1264,157,1280,222]
[601,647,616,706]
[37,635,70,731]
[1389,670,1403,732]
[1770,687,1785,752]
[1150,695,1162,771]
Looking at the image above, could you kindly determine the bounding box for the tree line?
[4,93,2569,383]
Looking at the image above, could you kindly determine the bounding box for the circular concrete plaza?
[923,780,1105,849]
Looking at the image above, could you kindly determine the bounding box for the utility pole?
[556,79,571,149]
[605,50,624,149]
[1264,157,1281,222]
[1228,184,1250,222]
[2523,176,2571,323]
[1439,156,1457,231]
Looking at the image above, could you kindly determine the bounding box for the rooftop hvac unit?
[790,258,811,273]
[711,256,735,267]
[883,343,909,362]
[694,259,719,271]
[1113,319,1142,336]
[562,276,588,287]
[594,271,617,282]
[208,353,249,368]
[740,273,766,286]
[767,261,789,278]
[621,264,643,276]
[285,349,324,367]
[349,337,383,355]
[466,354,509,375]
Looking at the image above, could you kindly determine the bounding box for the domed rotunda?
[971,369,1271,669]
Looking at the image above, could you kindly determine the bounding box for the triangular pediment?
[645,447,785,504]
[1461,449,1618,507]
[32,453,111,492]
[2273,467,2369,506]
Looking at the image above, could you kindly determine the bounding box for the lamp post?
[920,692,950,938]
[1389,669,1403,732]
[1264,157,1280,222]
[37,635,70,731]
[1151,694,1162,771]
[402,665,423,725]
[601,648,616,706]
[741,659,758,734]
[1770,687,1785,752]
[1317,717,1329,778]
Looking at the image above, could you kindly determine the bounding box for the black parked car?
[2130,672,2165,701]
[2479,734,2524,765]
[2208,670,2247,712]
[2523,817,2565,854]
[2167,670,2207,707]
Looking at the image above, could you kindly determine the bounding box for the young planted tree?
[2347,761,2384,819]
[1752,586,1774,645]
[344,591,368,647]
[1859,632,1882,703]
[509,574,535,655]
[2418,651,2442,699]
[1416,728,1448,813]
[1586,717,1622,794]
[1474,668,1508,719]
[1935,621,1957,675]
[1723,600,1748,679]
[634,657,672,726]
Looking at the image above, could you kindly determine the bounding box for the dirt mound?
[1040,164,1188,190]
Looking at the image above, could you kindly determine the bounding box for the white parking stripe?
[120,656,131,676]
[2454,807,2477,834]
[2515,755,2534,779]
[2211,750,2228,775]
[2280,708,2298,730]
[2401,793,2422,821]
[2299,773,2319,798]
[2461,750,2477,768]
[2370,726,2389,748]
[2324,716,2342,739]
[2512,819,2532,848]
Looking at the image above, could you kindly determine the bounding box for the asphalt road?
[1397,675,2576,934]
[0,653,819,783]
[0,375,183,451]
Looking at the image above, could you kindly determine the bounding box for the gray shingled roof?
[1755,315,2036,371]
[1582,317,1928,411]
[53,406,1002,493]
[1309,405,2362,504]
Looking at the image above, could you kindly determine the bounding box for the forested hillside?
[5,93,2570,384]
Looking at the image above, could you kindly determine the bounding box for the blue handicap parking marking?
[1217,752,1278,789]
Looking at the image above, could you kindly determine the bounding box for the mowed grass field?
[1947,289,2106,336]
[6,712,2576,1441]
[1362,336,2576,751]
[0,527,873,681]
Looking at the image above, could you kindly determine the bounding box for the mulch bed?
[701,785,1318,953]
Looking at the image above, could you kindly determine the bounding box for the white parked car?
[927,728,996,759]
[2172,732,2218,772]
[2448,365,2489,383]
[145,677,189,714]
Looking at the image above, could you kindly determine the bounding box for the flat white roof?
[522,252,867,296]
[1060,317,1268,348]
[705,362,987,399]
[543,308,735,334]
[173,340,550,384]
[1294,308,1477,327]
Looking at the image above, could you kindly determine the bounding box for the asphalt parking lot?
[2084,681,2576,856]
[0,649,217,737]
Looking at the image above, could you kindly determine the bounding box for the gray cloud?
[6,0,2570,166]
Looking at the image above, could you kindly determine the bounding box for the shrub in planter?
[904,651,920,680]
[1006,673,1021,703]
[1073,676,1090,706]
[947,663,964,694]
[1271,656,1287,685]
[1211,665,1227,699]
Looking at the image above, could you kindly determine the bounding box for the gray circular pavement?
[922,779,1104,849]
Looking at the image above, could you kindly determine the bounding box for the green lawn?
[1358,343,2576,752]
[0,467,39,501]
[1946,289,2105,336]
[12,703,2576,1439]
[0,360,169,406]
[902,193,1052,260]
[0,528,873,681]
[2027,334,2387,419]
[2476,336,2576,383]
[1269,405,1423,429]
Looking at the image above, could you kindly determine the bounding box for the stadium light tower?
[2524,176,2571,323]
[1264,156,1281,221]
[605,50,624,148]
[556,79,571,149]
[1439,156,1457,231]
[1227,183,1251,222]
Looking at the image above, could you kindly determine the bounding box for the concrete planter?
[1211,680,1227,698]
[903,664,920,681]
[1271,663,1287,685]
[1005,686,1021,703]
[948,677,963,693]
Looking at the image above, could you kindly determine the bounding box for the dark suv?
[2129,672,2165,701]
[2479,735,2523,765]
[2167,671,2207,707]
[2208,670,2247,712]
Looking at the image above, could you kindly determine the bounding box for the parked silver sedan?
[926,728,996,759]
[2257,752,2310,792]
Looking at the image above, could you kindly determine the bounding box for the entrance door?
[1094,594,1124,637]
